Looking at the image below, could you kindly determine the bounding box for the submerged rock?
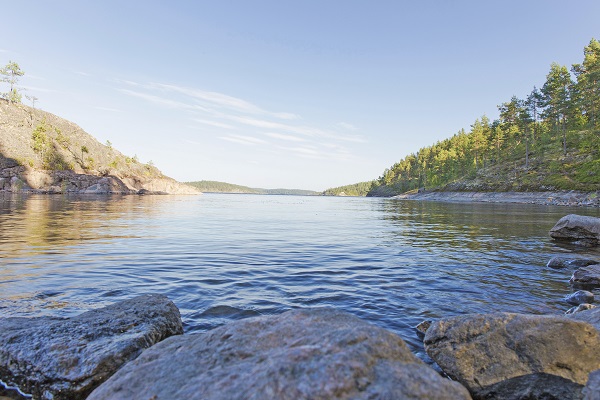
[571,264,600,289]
[0,294,183,400]
[566,290,595,306]
[89,308,471,400]
[547,256,599,269]
[424,312,600,399]
[550,214,600,247]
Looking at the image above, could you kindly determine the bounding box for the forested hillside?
[322,181,374,196]
[368,38,600,197]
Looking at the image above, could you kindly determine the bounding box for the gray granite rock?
[550,214,600,247]
[566,290,595,305]
[424,312,600,399]
[568,306,600,331]
[89,308,471,400]
[547,256,599,269]
[415,320,432,340]
[571,264,600,289]
[566,303,597,315]
[0,294,183,400]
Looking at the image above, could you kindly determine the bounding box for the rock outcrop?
[89,308,471,400]
[0,294,183,400]
[571,264,600,289]
[550,214,600,247]
[424,312,600,399]
[0,100,199,195]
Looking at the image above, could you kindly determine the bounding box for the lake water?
[1,193,600,361]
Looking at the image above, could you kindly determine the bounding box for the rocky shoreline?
[1,215,600,399]
[394,190,600,208]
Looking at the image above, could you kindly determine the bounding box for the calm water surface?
[1,193,599,360]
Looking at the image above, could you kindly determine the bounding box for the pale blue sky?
[2,1,599,190]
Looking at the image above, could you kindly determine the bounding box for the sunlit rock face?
[424,312,600,400]
[0,294,183,400]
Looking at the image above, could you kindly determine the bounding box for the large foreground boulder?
[424,312,600,399]
[88,308,471,400]
[550,214,600,247]
[0,294,183,400]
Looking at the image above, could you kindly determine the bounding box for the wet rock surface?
[566,303,596,315]
[0,294,183,400]
[424,312,600,399]
[571,264,600,289]
[547,256,599,269]
[566,290,595,305]
[550,214,600,247]
[88,308,471,400]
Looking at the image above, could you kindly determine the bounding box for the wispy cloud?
[116,79,364,159]
[95,106,122,112]
[336,122,358,131]
[193,118,235,129]
[22,85,54,93]
[263,132,305,142]
[220,134,268,146]
[73,70,92,77]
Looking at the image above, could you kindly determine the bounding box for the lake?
[1,193,599,361]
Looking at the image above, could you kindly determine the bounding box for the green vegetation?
[186,180,319,196]
[368,38,600,197]
[322,181,375,196]
[0,61,25,104]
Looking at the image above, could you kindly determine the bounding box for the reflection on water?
[1,193,599,359]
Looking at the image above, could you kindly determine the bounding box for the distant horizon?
[2,1,599,191]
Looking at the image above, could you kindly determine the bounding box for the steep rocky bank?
[0,100,199,194]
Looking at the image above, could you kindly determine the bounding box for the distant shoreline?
[393,191,600,208]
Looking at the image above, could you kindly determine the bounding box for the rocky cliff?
[0,99,199,194]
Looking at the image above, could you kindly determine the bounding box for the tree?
[1,61,25,104]
[541,63,573,155]
[572,38,600,127]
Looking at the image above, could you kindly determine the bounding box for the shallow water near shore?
[1,193,600,361]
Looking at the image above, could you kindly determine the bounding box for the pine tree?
[0,61,25,104]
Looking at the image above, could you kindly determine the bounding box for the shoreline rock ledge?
[0,294,183,400]
[88,308,471,400]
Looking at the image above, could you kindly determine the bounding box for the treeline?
[186,180,318,196]
[322,181,375,196]
[369,38,600,196]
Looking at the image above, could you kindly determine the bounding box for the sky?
[1,1,599,191]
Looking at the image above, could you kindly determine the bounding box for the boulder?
[424,312,600,399]
[0,294,183,400]
[566,290,595,306]
[547,256,599,269]
[571,264,600,289]
[566,304,597,315]
[550,214,600,247]
[568,306,600,331]
[89,308,471,400]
